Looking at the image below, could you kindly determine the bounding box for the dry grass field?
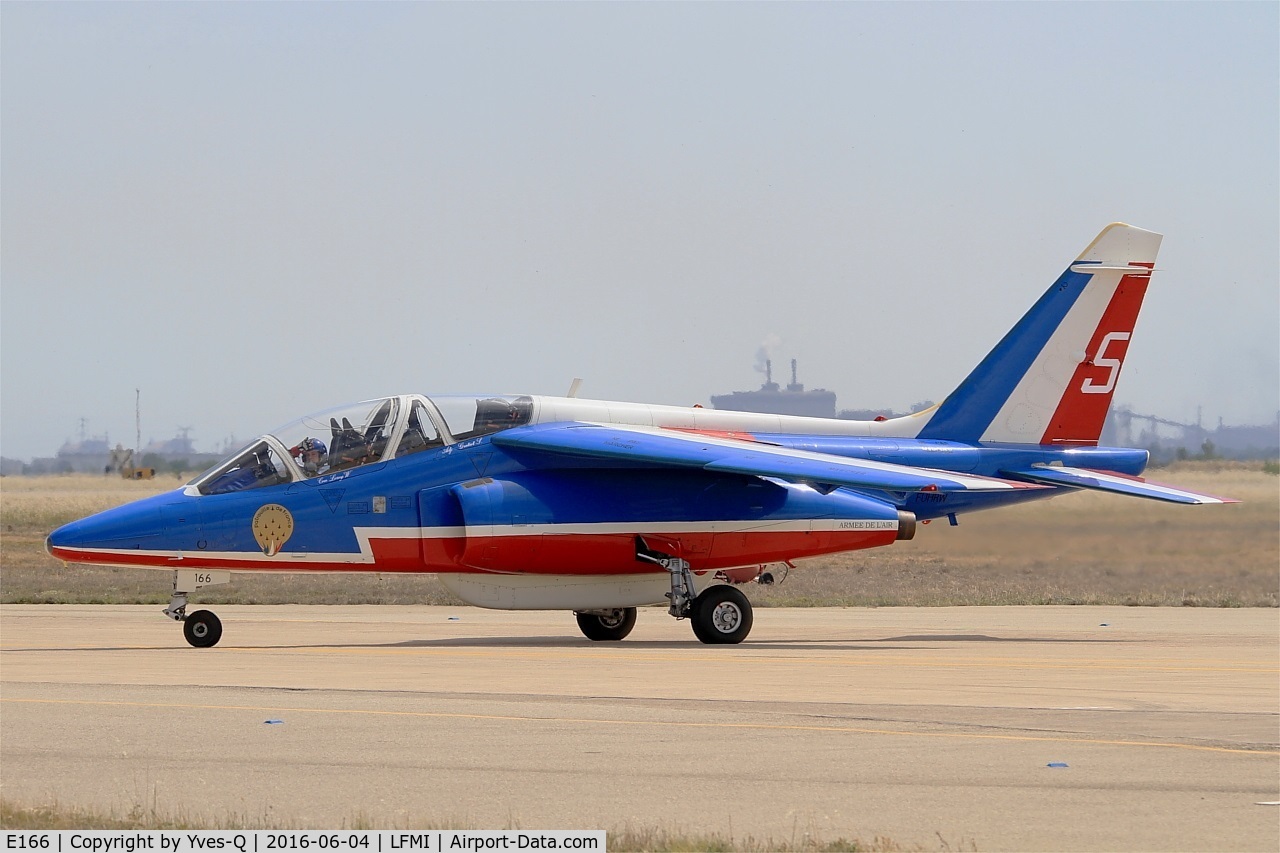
[756,463,1278,608]
[1,463,1276,607]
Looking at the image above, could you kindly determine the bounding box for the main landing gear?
[574,608,638,641]
[572,587,753,644]
[633,538,755,644]
[164,570,230,648]
[688,584,752,644]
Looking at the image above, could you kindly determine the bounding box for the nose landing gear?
[164,570,230,647]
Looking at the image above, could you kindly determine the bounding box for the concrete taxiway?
[1,604,1277,851]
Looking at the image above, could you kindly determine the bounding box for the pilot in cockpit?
[473,398,524,436]
[289,437,329,477]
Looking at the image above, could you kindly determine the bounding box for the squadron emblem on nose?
[252,504,294,556]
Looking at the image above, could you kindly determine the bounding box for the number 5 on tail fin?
[917,222,1162,446]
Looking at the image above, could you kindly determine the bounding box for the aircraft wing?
[1000,464,1238,505]
[492,422,1044,494]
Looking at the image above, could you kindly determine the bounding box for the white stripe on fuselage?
[56,516,898,569]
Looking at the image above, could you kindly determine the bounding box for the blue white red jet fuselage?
[46,223,1236,646]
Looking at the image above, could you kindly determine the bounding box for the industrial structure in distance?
[4,370,1277,477]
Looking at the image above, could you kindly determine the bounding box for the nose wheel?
[182,610,223,648]
[164,570,231,647]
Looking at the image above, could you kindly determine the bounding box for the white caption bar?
[2,832,605,853]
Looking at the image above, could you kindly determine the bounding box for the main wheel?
[691,585,753,644]
[575,607,637,641]
[183,609,223,648]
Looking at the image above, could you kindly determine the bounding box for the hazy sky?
[3,2,1277,461]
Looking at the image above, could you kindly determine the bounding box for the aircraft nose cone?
[45,517,89,554]
[44,491,177,563]
[46,515,95,559]
[46,519,77,556]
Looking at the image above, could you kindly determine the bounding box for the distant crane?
[117,388,154,479]
[1111,406,1205,447]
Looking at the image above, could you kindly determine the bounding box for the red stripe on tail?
[1039,269,1152,445]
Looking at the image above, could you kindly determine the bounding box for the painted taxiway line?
[3,695,1273,757]
[2,639,1273,674]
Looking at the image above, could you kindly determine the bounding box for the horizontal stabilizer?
[495,423,1045,494]
[1000,465,1238,505]
[1068,261,1157,274]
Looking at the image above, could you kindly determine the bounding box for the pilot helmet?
[299,437,327,455]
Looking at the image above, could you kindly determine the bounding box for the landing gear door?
[175,569,230,591]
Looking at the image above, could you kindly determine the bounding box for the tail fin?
[917,223,1162,445]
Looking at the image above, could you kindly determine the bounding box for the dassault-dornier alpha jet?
[47,223,1235,647]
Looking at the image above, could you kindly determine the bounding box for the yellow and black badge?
[252,504,294,556]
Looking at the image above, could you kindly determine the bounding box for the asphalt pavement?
[2,604,1277,851]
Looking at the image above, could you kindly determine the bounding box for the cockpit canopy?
[191,394,534,496]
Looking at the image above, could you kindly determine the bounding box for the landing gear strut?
[637,538,754,645]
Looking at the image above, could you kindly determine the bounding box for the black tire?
[183,609,223,648]
[575,607,637,641]
[691,585,753,644]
